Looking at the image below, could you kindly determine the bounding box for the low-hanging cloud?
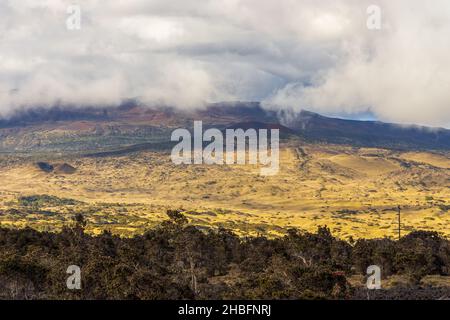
[0,0,449,127]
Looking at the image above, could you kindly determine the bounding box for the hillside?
[287,110,450,150]
[0,102,448,240]
[1,102,449,153]
[0,144,448,239]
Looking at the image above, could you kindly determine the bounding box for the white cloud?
[263,1,450,128]
[0,0,449,127]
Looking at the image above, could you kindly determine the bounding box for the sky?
[1,0,450,128]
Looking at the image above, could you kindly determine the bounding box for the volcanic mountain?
[0,102,449,153]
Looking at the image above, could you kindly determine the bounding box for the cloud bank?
[0,0,449,127]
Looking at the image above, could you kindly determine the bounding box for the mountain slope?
[288,110,450,150]
[0,102,449,152]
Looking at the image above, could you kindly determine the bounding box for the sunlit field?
[1,144,448,240]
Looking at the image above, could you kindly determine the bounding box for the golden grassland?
[0,143,448,240]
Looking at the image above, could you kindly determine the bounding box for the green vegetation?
[18,195,81,208]
[1,211,450,300]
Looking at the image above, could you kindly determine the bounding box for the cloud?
[262,1,450,128]
[0,0,449,127]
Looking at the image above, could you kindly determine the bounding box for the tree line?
[1,210,450,300]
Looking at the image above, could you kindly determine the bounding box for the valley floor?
[0,143,448,240]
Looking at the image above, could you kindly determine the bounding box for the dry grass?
[0,143,448,239]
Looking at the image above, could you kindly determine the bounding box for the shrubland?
[1,211,450,300]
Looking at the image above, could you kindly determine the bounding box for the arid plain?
[0,142,448,240]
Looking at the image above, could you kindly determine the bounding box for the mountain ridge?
[0,102,449,152]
